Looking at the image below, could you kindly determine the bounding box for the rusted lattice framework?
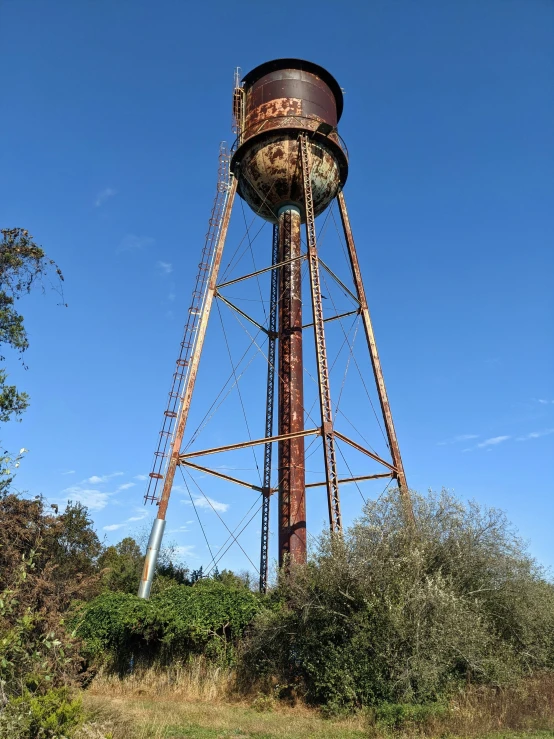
[138,60,413,598]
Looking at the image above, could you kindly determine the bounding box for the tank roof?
[242,58,344,122]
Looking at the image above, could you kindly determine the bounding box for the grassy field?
[81,693,554,739]
[80,668,554,739]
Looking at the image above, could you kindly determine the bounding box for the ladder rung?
[164,410,177,418]
[149,472,163,480]
[176,359,188,367]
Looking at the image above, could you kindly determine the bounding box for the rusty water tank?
[231,59,348,223]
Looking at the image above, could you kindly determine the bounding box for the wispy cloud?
[60,487,110,511]
[183,496,229,513]
[117,482,135,491]
[437,434,479,446]
[117,234,155,253]
[157,261,173,275]
[173,545,197,560]
[536,399,554,405]
[83,472,124,485]
[103,523,126,532]
[134,474,148,481]
[126,507,149,522]
[477,436,510,448]
[516,428,554,441]
[61,470,76,475]
[95,187,116,207]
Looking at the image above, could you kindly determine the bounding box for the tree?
[97,537,144,594]
[0,227,64,423]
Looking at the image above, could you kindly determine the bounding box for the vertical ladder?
[259,223,279,592]
[299,134,342,533]
[232,67,244,149]
[144,143,233,504]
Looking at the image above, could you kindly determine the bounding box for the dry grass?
[81,666,554,739]
[88,659,238,703]
[82,694,367,738]
[442,674,554,736]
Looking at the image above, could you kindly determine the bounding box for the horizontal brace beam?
[334,430,397,472]
[179,428,321,460]
[181,460,264,492]
[318,257,361,306]
[216,254,307,290]
[302,308,360,330]
[305,472,392,489]
[215,292,270,335]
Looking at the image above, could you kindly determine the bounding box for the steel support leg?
[299,135,342,533]
[138,177,237,598]
[277,205,307,566]
[336,190,414,521]
[259,224,279,591]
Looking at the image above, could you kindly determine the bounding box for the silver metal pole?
[137,518,166,599]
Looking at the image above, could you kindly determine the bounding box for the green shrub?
[0,688,84,739]
[75,578,262,671]
[241,489,554,708]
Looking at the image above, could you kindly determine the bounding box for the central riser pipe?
[277,205,306,566]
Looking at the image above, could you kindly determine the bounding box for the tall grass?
[86,668,554,738]
[88,657,238,703]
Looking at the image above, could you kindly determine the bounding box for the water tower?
[138,60,412,598]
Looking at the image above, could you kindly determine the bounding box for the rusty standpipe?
[277,205,307,566]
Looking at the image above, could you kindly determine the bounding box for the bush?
[75,578,263,671]
[240,489,554,708]
[0,688,84,739]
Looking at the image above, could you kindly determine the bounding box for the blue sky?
[1,0,553,576]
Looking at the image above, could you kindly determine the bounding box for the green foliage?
[97,538,144,594]
[0,688,84,739]
[0,494,104,710]
[241,490,554,709]
[75,579,263,671]
[0,554,63,696]
[0,228,64,424]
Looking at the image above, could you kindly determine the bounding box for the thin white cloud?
[134,474,148,481]
[157,261,173,275]
[95,187,116,207]
[173,545,197,560]
[117,234,155,253]
[126,508,149,522]
[117,482,135,491]
[60,487,110,511]
[477,436,510,448]
[516,428,554,441]
[82,472,124,485]
[103,523,126,532]
[183,496,229,513]
[61,470,76,475]
[438,434,479,446]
